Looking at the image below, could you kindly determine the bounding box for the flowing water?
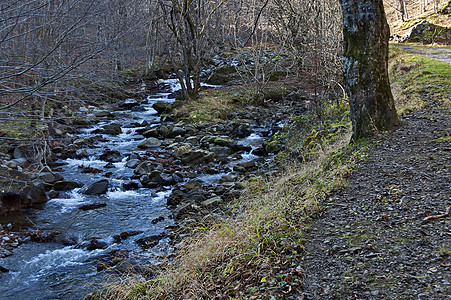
[0,79,269,299]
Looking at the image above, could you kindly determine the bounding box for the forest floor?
[300,49,451,299]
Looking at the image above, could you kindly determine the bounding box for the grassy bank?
[389,45,451,113]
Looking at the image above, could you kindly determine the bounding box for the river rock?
[81,179,109,195]
[13,147,26,160]
[94,110,113,118]
[24,180,48,205]
[179,149,215,165]
[183,188,208,203]
[154,172,177,186]
[166,126,186,138]
[53,180,81,191]
[99,149,122,162]
[48,190,60,198]
[38,171,64,184]
[136,235,163,249]
[158,124,170,137]
[223,189,242,200]
[139,174,151,185]
[138,138,161,149]
[252,145,267,156]
[5,161,17,169]
[11,158,27,168]
[125,159,140,168]
[152,101,172,114]
[209,146,231,160]
[206,64,239,85]
[174,203,196,220]
[101,123,122,135]
[235,159,259,171]
[131,106,146,112]
[86,239,108,251]
[118,99,140,110]
[142,128,160,138]
[213,136,233,147]
[122,181,140,190]
[79,203,107,210]
[134,161,157,175]
[230,143,252,153]
[75,149,88,159]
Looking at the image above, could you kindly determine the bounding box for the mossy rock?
[399,20,451,44]
[152,101,172,114]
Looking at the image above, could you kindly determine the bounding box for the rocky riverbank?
[0,77,313,289]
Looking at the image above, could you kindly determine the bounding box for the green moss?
[124,283,147,299]
[431,136,451,142]
[389,45,451,112]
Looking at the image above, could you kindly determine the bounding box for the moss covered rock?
[400,20,451,44]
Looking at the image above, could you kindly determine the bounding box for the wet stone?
[138,138,162,149]
[136,235,164,249]
[81,179,109,195]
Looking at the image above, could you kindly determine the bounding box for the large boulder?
[24,180,48,205]
[399,20,451,44]
[81,179,109,195]
[0,180,48,216]
[0,192,23,216]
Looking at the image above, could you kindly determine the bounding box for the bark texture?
[339,0,399,141]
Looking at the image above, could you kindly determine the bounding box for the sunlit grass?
[389,45,451,113]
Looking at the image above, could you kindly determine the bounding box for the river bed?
[0,79,271,299]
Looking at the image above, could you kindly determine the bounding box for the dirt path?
[398,45,451,65]
[300,107,450,299]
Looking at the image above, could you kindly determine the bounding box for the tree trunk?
[339,0,399,141]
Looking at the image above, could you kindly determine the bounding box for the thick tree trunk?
[339,0,399,141]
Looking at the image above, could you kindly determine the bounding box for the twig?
[423,207,450,222]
